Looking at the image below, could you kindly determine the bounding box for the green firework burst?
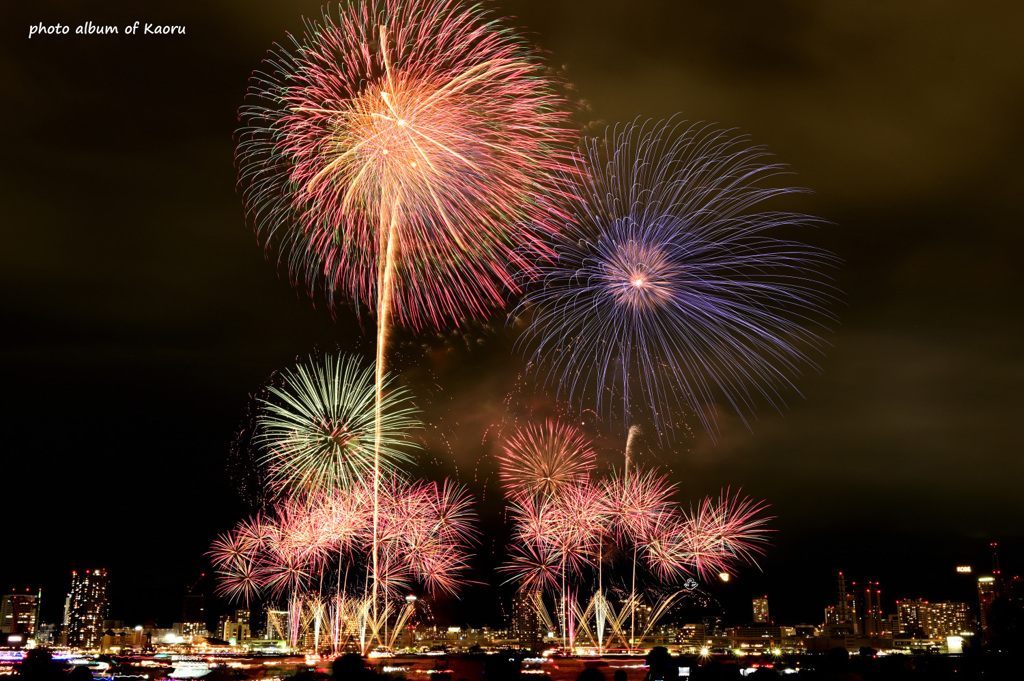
[256,353,421,495]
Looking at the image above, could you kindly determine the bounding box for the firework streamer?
[517,117,837,440]
[624,424,640,473]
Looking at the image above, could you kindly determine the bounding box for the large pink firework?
[555,481,608,570]
[504,481,603,590]
[508,492,562,547]
[237,0,578,329]
[209,527,264,604]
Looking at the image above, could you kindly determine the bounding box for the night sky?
[4,0,1023,630]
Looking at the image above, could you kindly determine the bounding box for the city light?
[956,566,971,573]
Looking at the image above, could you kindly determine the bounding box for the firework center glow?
[604,239,675,312]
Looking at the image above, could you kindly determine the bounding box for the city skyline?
[4,0,1024,643]
[6,560,1019,663]
[7,552,1014,639]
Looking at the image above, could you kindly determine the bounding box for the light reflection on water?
[364,655,652,681]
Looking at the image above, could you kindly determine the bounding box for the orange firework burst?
[498,419,597,500]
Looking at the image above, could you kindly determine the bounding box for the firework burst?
[680,488,773,579]
[517,118,837,439]
[256,353,421,495]
[210,476,477,605]
[497,419,597,499]
[237,0,578,329]
[601,467,677,545]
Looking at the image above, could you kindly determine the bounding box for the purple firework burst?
[516,118,838,440]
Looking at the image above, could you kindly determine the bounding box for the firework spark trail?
[517,118,837,440]
[601,467,677,546]
[600,465,676,649]
[500,540,561,594]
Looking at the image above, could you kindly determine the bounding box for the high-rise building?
[836,572,851,624]
[824,572,857,636]
[977,576,997,639]
[66,569,108,649]
[852,581,883,636]
[60,593,71,646]
[220,609,252,643]
[1,590,41,637]
[896,600,973,639]
[752,596,769,624]
[36,622,58,646]
[180,593,206,641]
[511,590,543,651]
[265,609,289,641]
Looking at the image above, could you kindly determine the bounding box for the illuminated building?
[730,625,783,651]
[181,621,207,640]
[221,614,248,643]
[977,576,996,638]
[752,596,769,624]
[824,572,855,636]
[59,594,70,646]
[852,581,883,636]
[836,572,851,624]
[181,594,206,640]
[220,609,251,643]
[1,590,40,637]
[66,569,108,649]
[896,600,973,639]
[634,603,654,636]
[511,590,542,651]
[265,609,289,641]
[677,622,707,647]
[36,622,58,646]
